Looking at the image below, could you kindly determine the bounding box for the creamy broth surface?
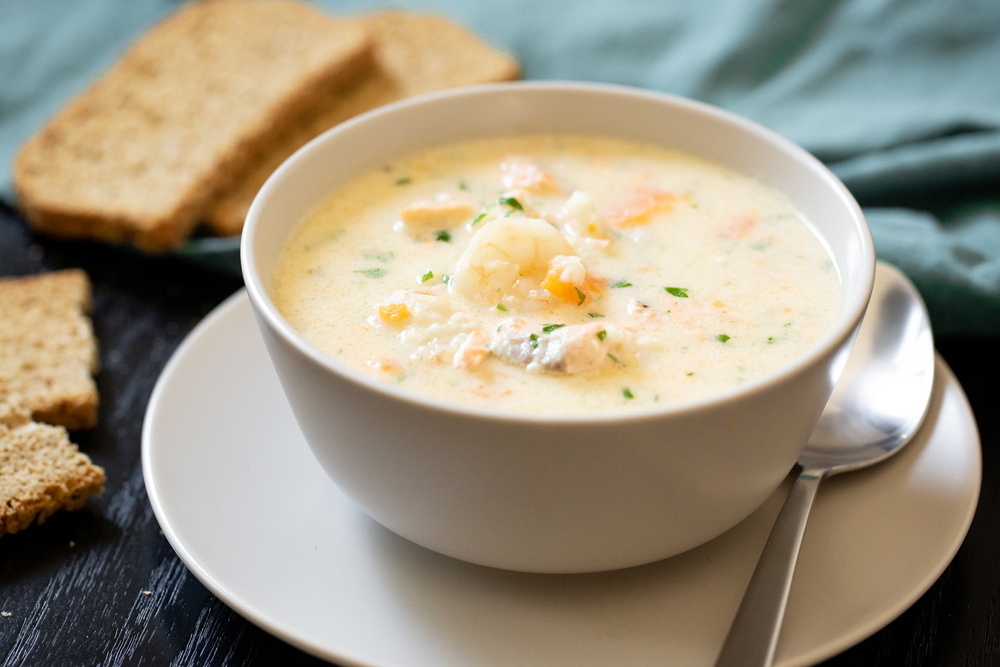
[273,136,842,414]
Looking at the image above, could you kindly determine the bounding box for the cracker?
[0,270,100,430]
[0,414,106,538]
[13,0,373,252]
[205,11,521,235]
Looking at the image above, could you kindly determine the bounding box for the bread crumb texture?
[0,270,100,430]
[0,416,106,537]
[14,0,372,251]
[206,10,522,235]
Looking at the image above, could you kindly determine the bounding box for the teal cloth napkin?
[2,0,998,334]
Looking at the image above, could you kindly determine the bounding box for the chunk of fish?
[453,329,490,370]
[489,319,633,374]
[399,195,475,230]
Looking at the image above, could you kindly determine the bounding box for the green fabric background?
[2,0,998,334]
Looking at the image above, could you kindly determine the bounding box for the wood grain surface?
[0,200,996,666]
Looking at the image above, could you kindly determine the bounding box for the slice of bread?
[0,405,106,538]
[14,0,373,252]
[0,270,100,430]
[205,11,521,236]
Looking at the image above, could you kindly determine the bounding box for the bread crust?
[13,0,373,252]
[0,417,105,538]
[0,269,99,430]
[205,10,522,236]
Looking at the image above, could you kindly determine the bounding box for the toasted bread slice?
[205,11,520,235]
[0,408,106,538]
[14,0,372,252]
[0,270,100,430]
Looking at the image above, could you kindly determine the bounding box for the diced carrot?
[541,271,583,304]
[378,303,410,323]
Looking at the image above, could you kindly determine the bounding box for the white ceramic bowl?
[242,82,874,573]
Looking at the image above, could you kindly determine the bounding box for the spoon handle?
[715,466,826,667]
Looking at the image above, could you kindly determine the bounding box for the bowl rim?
[241,80,875,425]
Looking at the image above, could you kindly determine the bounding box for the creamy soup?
[272,136,842,414]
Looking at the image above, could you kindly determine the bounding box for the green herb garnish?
[665,287,689,298]
[716,334,731,343]
[623,388,634,399]
[608,353,620,364]
[767,336,775,344]
[471,212,487,226]
[421,270,434,283]
[441,274,452,284]
[611,280,632,288]
[499,196,523,210]
[686,372,694,376]
[575,287,586,305]
[542,324,566,333]
[436,230,452,242]
[459,180,468,191]
[588,312,605,318]
[363,250,394,262]
[597,329,607,341]
[529,333,539,348]
[496,303,507,311]
[395,178,411,186]
[354,268,387,279]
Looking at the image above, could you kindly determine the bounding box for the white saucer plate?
[142,290,981,667]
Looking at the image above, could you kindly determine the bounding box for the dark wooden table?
[0,201,997,666]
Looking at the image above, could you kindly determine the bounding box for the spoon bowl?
[801,264,935,472]
[716,262,935,667]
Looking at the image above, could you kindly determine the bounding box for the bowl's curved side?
[241,82,874,572]
[255,307,846,572]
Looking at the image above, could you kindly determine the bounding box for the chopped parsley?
[596,329,607,341]
[665,287,689,298]
[575,287,586,305]
[622,388,634,399]
[496,303,507,311]
[499,196,523,210]
[767,336,775,344]
[588,312,605,318]
[436,230,452,242]
[441,274,452,284]
[471,212,487,226]
[459,180,468,191]
[608,353,621,364]
[363,250,394,262]
[529,333,539,348]
[542,324,566,333]
[354,268,387,279]
[395,177,411,186]
[611,280,632,288]
[716,334,731,343]
[421,270,434,283]
[686,372,694,376]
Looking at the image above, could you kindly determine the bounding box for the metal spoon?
[715,262,935,667]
